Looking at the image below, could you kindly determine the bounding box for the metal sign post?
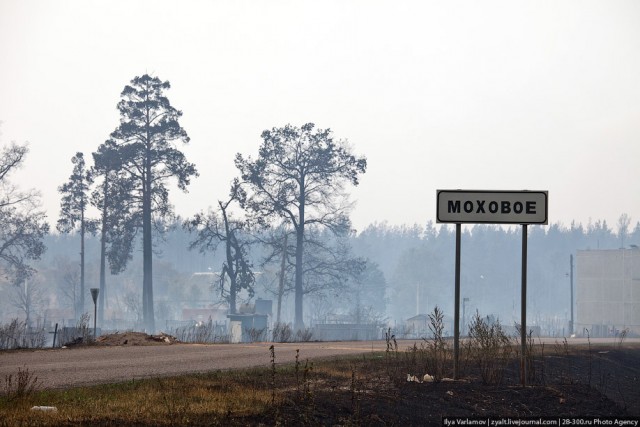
[90,288,99,340]
[453,223,461,379]
[521,224,528,386]
[437,190,547,387]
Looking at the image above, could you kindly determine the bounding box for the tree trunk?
[294,227,303,331]
[99,232,106,325]
[221,204,236,315]
[277,232,287,324]
[294,210,305,331]
[80,207,85,318]
[142,127,155,332]
[142,178,154,331]
[229,274,237,315]
[98,178,107,326]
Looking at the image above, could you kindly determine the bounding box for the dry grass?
[0,368,278,426]
[0,342,637,425]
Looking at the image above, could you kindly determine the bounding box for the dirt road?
[2,337,637,391]
[0,341,387,390]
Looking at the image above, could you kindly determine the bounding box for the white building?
[576,249,640,337]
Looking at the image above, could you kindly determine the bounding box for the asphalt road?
[0,341,388,390]
[2,337,637,391]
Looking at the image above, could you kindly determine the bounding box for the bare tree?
[186,181,255,314]
[51,256,82,319]
[308,294,334,325]
[301,230,365,301]
[11,278,46,327]
[259,226,365,325]
[345,260,387,324]
[257,225,294,324]
[617,213,631,248]
[0,143,49,285]
[123,290,143,326]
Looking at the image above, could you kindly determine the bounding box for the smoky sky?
[0,0,639,231]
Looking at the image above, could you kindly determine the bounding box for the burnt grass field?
[262,341,639,425]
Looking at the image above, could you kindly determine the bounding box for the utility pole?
[569,254,574,336]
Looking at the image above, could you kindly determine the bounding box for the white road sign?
[436,190,548,224]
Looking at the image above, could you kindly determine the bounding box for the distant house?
[405,314,429,336]
[405,314,454,338]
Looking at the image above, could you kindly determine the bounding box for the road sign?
[90,288,99,304]
[436,189,549,385]
[90,288,99,340]
[436,190,548,224]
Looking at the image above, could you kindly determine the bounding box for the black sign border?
[436,189,548,225]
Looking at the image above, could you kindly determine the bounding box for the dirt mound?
[94,331,179,346]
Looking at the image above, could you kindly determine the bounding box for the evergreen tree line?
[4,216,635,333]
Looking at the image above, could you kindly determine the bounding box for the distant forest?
[3,216,636,333]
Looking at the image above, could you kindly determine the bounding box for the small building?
[228,299,272,343]
[576,248,640,337]
[405,314,454,338]
[227,314,269,343]
[405,314,430,337]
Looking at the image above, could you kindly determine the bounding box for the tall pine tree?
[111,74,197,332]
[91,139,137,325]
[57,152,94,318]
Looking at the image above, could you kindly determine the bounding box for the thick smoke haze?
[0,1,639,338]
[0,1,639,231]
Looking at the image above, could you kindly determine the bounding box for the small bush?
[245,327,267,342]
[58,313,94,346]
[172,319,229,343]
[272,322,293,343]
[468,311,513,385]
[424,306,449,381]
[0,319,46,350]
[295,328,313,342]
[617,328,629,349]
[3,367,39,401]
